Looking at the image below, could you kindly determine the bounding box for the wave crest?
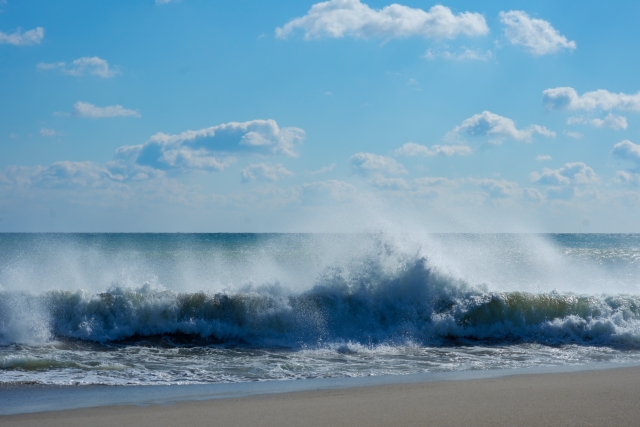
[2,257,640,347]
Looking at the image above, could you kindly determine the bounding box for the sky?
[1,0,640,232]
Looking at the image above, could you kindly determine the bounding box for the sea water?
[1,233,639,386]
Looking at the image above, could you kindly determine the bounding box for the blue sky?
[2,0,640,232]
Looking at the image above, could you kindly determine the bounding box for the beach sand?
[2,366,639,427]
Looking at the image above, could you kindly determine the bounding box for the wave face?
[2,257,640,347]
[1,233,640,385]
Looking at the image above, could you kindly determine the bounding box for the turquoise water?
[1,233,640,385]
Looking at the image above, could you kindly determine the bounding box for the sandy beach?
[2,366,639,427]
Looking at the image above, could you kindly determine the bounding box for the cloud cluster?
[543,87,640,111]
[530,162,599,186]
[350,152,406,175]
[394,142,472,157]
[452,111,555,143]
[0,160,160,191]
[276,0,488,40]
[0,27,44,46]
[567,113,627,130]
[1,119,307,211]
[499,11,575,55]
[73,102,140,118]
[241,163,294,183]
[360,171,544,204]
[469,178,524,198]
[117,119,305,172]
[38,57,119,78]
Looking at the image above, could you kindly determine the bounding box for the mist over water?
[1,232,640,385]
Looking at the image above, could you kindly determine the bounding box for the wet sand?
[2,366,640,427]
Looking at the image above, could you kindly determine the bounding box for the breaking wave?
[2,257,639,348]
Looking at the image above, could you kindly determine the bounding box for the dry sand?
[2,366,640,427]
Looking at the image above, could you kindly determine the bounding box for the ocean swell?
[2,257,639,348]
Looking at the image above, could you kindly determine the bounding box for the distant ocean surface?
[1,233,640,386]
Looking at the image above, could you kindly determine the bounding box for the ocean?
[1,232,640,386]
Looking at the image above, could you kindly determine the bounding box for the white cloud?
[611,140,640,170]
[37,57,119,78]
[452,111,555,143]
[116,119,305,172]
[0,161,128,189]
[424,47,492,61]
[536,155,552,161]
[499,10,575,55]
[530,162,599,186]
[563,130,583,139]
[2,120,304,190]
[543,87,640,111]
[156,0,181,3]
[241,163,294,183]
[470,178,522,198]
[614,171,640,186]
[394,142,472,157]
[307,163,337,175]
[368,175,409,190]
[567,113,627,130]
[39,128,57,137]
[350,152,406,175]
[155,148,235,171]
[0,27,44,46]
[276,1,488,40]
[73,102,140,118]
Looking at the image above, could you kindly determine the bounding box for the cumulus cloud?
[614,171,640,186]
[394,142,472,157]
[0,27,44,46]
[611,140,640,170]
[73,102,140,118]
[1,120,305,190]
[543,87,640,111]
[241,163,294,183]
[116,119,305,172]
[37,57,119,78]
[499,11,575,55]
[368,175,409,190]
[536,155,552,161]
[530,162,599,186]
[276,1,488,40]
[424,47,492,61]
[567,113,627,130]
[452,111,555,143]
[350,152,406,175]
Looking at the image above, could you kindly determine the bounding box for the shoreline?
[2,361,640,417]
[2,364,640,426]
